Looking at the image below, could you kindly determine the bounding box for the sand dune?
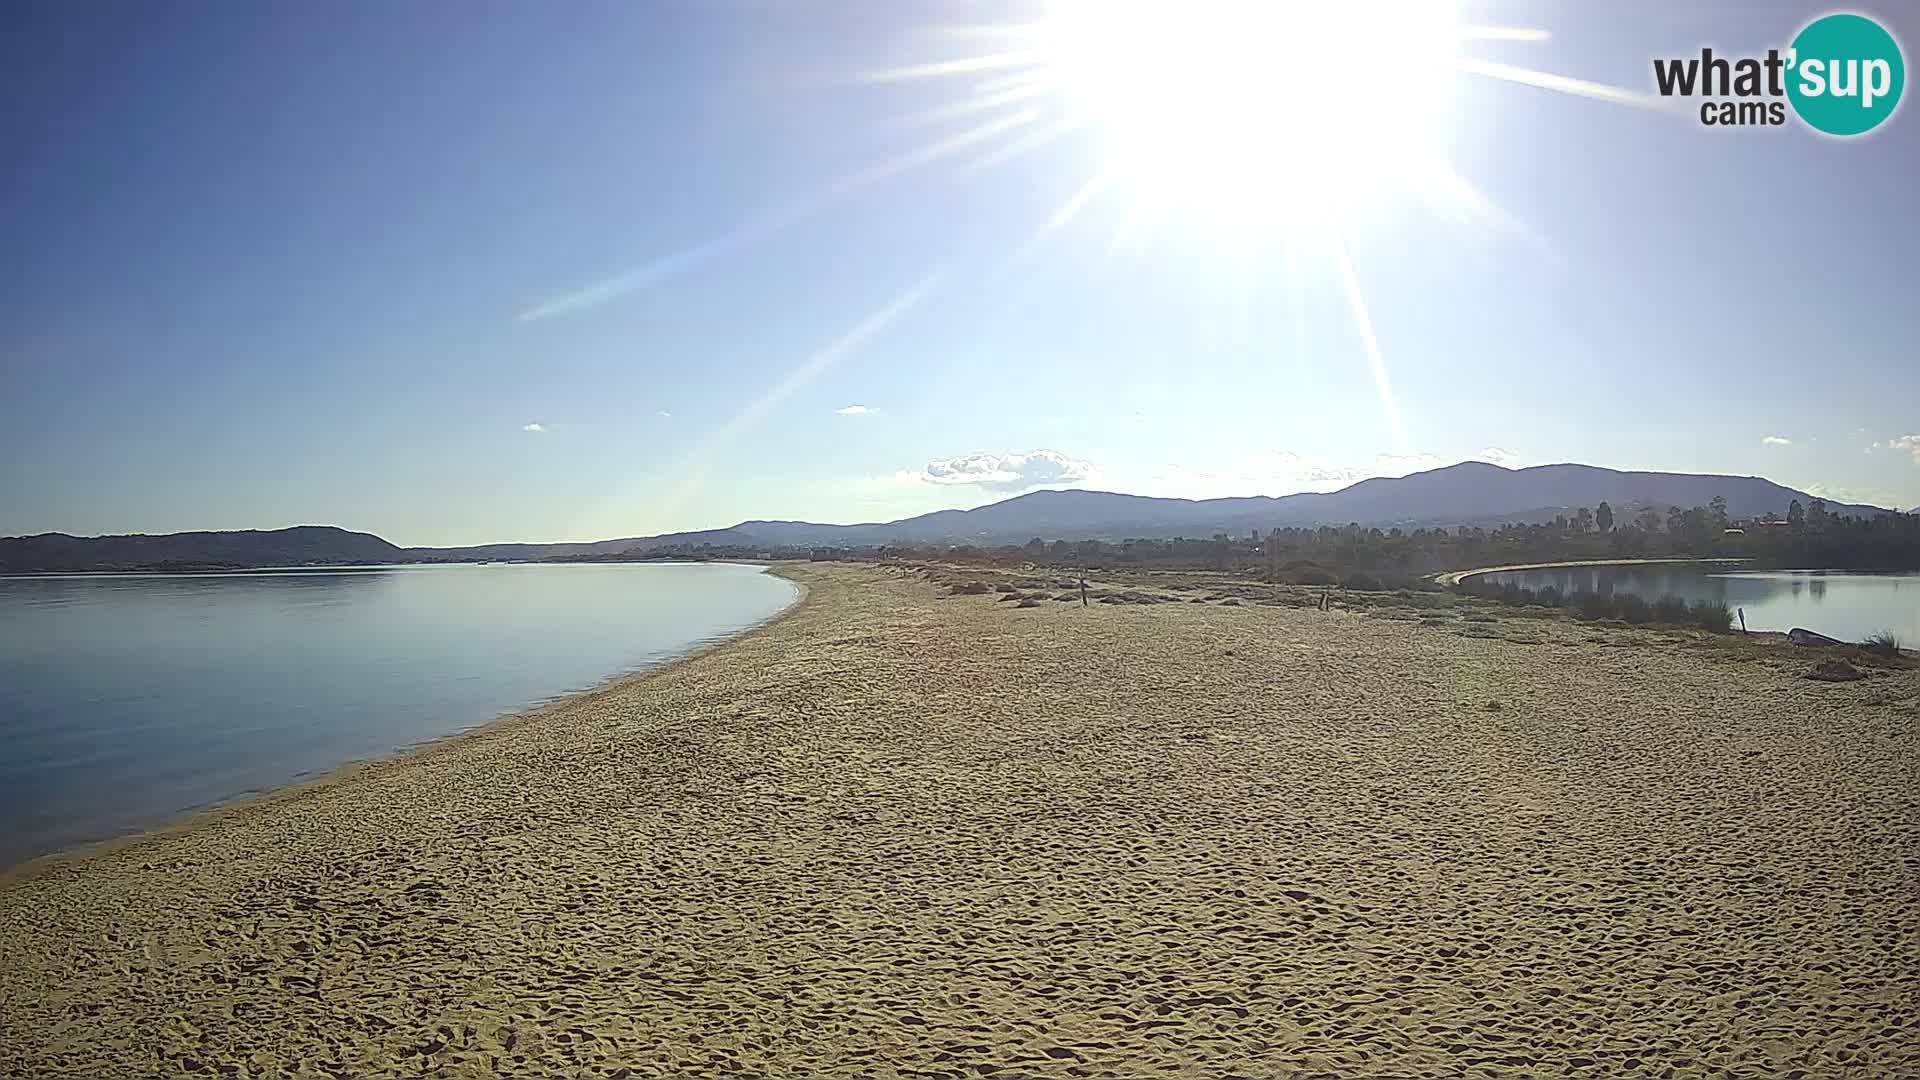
[2,563,1916,1077]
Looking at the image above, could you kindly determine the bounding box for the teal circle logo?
[1786,13,1905,136]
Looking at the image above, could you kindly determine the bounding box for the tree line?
[602,497,1917,588]
[850,498,1919,588]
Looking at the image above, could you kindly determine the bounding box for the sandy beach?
[3,562,1917,1078]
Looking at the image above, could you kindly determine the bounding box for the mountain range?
[2,462,1894,572]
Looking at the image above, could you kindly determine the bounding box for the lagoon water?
[1475,565,1918,643]
[0,562,797,867]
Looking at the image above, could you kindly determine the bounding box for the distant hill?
[5,462,1890,571]
[711,462,1884,547]
[0,526,404,573]
[401,528,760,563]
[397,461,1892,554]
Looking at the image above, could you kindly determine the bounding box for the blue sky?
[3,0,1917,545]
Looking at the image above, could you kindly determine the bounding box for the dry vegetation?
[2,562,1916,1078]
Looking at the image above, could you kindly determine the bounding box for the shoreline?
[3,562,1915,1077]
[1433,556,1753,587]
[0,563,809,885]
[0,557,759,579]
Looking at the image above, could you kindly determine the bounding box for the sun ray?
[983,167,1123,286]
[989,167,1121,278]
[1284,233,1306,373]
[864,52,1044,84]
[527,0,1688,470]
[709,273,944,446]
[1039,168,1118,237]
[1407,160,1558,261]
[953,117,1080,177]
[1103,195,1170,263]
[517,112,1035,321]
[969,69,1054,97]
[1329,230,1407,451]
[1456,59,1675,111]
[891,81,1051,130]
[653,273,944,518]
[843,108,1043,187]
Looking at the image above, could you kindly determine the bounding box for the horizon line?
[3,459,1894,550]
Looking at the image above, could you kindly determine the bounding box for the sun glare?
[1038,0,1462,227]
[524,2,1669,458]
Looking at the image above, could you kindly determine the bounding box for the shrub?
[1287,566,1339,586]
[1575,592,1612,621]
[1652,595,1692,624]
[1864,630,1903,656]
[1342,571,1384,591]
[1691,600,1733,633]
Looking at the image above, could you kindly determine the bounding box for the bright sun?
[864,0,1654,247]
[516,1,1670,468]
[1038,0,1463,229]
[568,2,1670,457]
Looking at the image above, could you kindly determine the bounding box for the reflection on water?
[0,563,796,866]
[1475,566,1917,642]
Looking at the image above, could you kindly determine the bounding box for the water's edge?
[1434,558,1751,587]
[0,564,809,881]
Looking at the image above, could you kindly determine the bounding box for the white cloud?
[1885,435,1920,463]
[1761,435,1793,446]
[522,422,545,433]
[657,410,672,419]
[906,449,1098,492]
[835,404,878,416]
[1371,453,1445,476]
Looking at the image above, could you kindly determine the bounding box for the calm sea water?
[0,562,796,867]
[1475,565,1918,642]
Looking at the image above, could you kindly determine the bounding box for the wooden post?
[1738,607,1747,633]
